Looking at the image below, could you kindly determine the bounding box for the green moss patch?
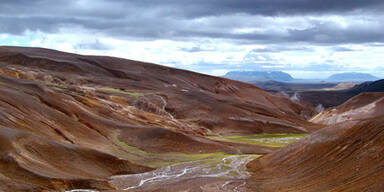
[113,136,251,168]
[209,133,308,147]
[98,87,144,97]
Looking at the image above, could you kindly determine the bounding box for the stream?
[109,155,258,192]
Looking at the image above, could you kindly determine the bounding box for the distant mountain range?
[223,71,380,83]
[223,71,294,82]
[327,72,379,82]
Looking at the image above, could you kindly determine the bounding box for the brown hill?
[0,46,319,190]
[246,93,384,191]
[0,46,317,135]
[247,117,384,191]
[310,92,384,125]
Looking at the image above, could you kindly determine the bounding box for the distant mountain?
[250,80,337,92]
[327,72,379,82]
[223,71,294,82]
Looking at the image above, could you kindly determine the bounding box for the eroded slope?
[247,117,384,192]
[0,46,319,191]
[311,92,384,125]
[0,46,317,135]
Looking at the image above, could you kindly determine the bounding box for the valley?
[0,46,383,191]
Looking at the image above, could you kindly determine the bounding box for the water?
[110,155,258,191]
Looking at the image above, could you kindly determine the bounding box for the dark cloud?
[1,0,384,45]
[118,0,384,18]
[3,0,384,18]
[295,63,344,71]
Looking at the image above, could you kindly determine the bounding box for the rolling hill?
[247,92,384,191]
[247,116,384,191]
[0,46,319,191]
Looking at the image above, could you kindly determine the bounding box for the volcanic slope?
[0,46,317,135]
[247,116,384,192]
[311,92,384,125]
[246,93,384,191]
[0,46,318,191]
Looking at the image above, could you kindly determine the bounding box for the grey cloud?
[179,47,203,53]
[286,20,384,44]
[3,0,384,18]
[296,63,343,71]
[74,40,111,50]
[251,46,313,53]
[331,47,359,52]
[119,0,384,18]
[183,62,346,75]
[1,0,384,45]
[179,46,216,52]
[369,43,384,47]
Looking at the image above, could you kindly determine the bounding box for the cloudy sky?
[1,0,384,79]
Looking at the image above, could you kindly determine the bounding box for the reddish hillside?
[311,92,384,125]
[0,46,319,190]
[247,117,384,191]
[0,46,317,135]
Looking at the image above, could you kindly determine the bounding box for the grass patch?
[113,136,242,168]
[49,85,67,92]
[99,87,143,97]
[209,133,308,147]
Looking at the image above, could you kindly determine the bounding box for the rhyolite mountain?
[2,46,383,192]
[310,92,384,125]
[223,71,294,82]
[327,72,379,82]
[247,92,384,191]
[0,46,319,191]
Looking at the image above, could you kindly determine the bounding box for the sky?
[1,0,384,79]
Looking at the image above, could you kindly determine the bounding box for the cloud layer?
[1,0,384,78]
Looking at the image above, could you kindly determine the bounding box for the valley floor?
[67,134,304,192]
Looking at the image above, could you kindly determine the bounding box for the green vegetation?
[99,87,144,97]
[48,85,67,92]
[209,133,308,147]
[47,84,85,97]
[113,136,259,168]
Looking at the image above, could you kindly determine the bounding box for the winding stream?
[110,155,258,191]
